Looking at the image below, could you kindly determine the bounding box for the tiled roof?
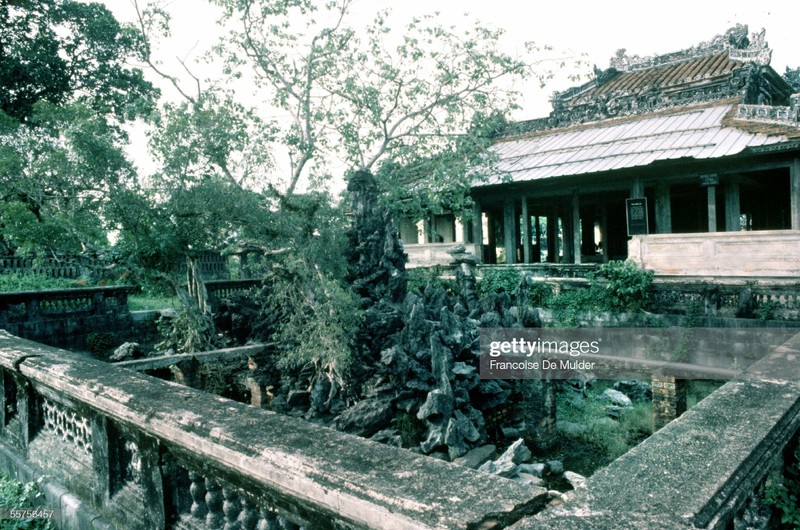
[479,103,797,187]
[584,52,741,97]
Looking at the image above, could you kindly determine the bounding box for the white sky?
[103,0,799,185]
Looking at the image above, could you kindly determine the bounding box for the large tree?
[0,0,156,124]
[210,0,550,216]
[0,0,157,257]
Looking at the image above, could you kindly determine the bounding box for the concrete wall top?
[0,331,547,530]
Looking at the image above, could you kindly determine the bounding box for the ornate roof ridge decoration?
[610,24,772,72]
[491,26,792,139]
[735,95,800,126]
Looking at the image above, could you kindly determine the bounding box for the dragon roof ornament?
[610,24,772,72]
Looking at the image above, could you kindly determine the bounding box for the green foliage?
[0,0,156,124]
[85,332,115,357]
[593,260,654,312]
[478,268,523,297]
[0,102,138,257]
[555,384,653,475]
[0,474,53,530]
[526,282,553,307]
[156,302,225,354]
[765,445,800,528]
[210,0,550,209]
[127,294,176,311]
[756,300,783,321]
[0,274,78,292]
[406,267,457,296]
[547,287,605,328]
[392,412,426,448]
[252,256,362,377]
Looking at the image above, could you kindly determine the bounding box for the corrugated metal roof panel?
[482,103,796,185]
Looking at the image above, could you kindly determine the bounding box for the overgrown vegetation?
[0,273,88,292]
[0,474,53,530]
[474,260,654,327]
[478,267,523,297]
[406,267,457,296]
[765,444,800,528]
[553,382,653,475]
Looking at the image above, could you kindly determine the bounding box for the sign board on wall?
[626,197,649,236]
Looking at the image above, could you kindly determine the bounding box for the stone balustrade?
[204,279,264,302]
[509,331,800,529]
[478,263,599,279]
[0,256,91,279]
[0,286,136,348]
[0,331,548,530]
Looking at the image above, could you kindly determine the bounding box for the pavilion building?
[402,25,800,280]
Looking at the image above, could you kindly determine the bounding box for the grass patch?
[548,381,653,476]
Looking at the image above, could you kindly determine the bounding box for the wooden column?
[631,177,645,199]
[791,158,800,230]
[472,202,483,262]
[562,205,573,264]
[701,174,719,233]
[707,186,717,232]
[655,182,672,234]
[521,197,531,264]
[571,191,581,264]
[724,180,741,232]
[601,204,609,263]
[546,208,558,262]
[503,199,516,264]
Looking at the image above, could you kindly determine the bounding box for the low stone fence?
[628,230,800,279]
[510,331,800,529]
[0,286,136,349]
[0,331,548,530]
[650,281,800,319]
[0,256,93,279]
[479,263,599,279]
[405,243,481,269]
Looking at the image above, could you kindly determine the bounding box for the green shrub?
[593,260,653,312]
[0,474,54,529]
[756,300,782,321]
[525,281,553,307]
[555,383,653,475]
[478,267,522,298]
[547,287,605,327]
[406,267,457,296]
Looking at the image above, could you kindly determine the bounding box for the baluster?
[257,508,280,530]
[206,479,224,529]
[222,487,242,530]
[278,516,299,530]
[188,472,208,520]
[239,499,258,530]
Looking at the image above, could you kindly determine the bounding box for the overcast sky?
[103,0,799,183]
